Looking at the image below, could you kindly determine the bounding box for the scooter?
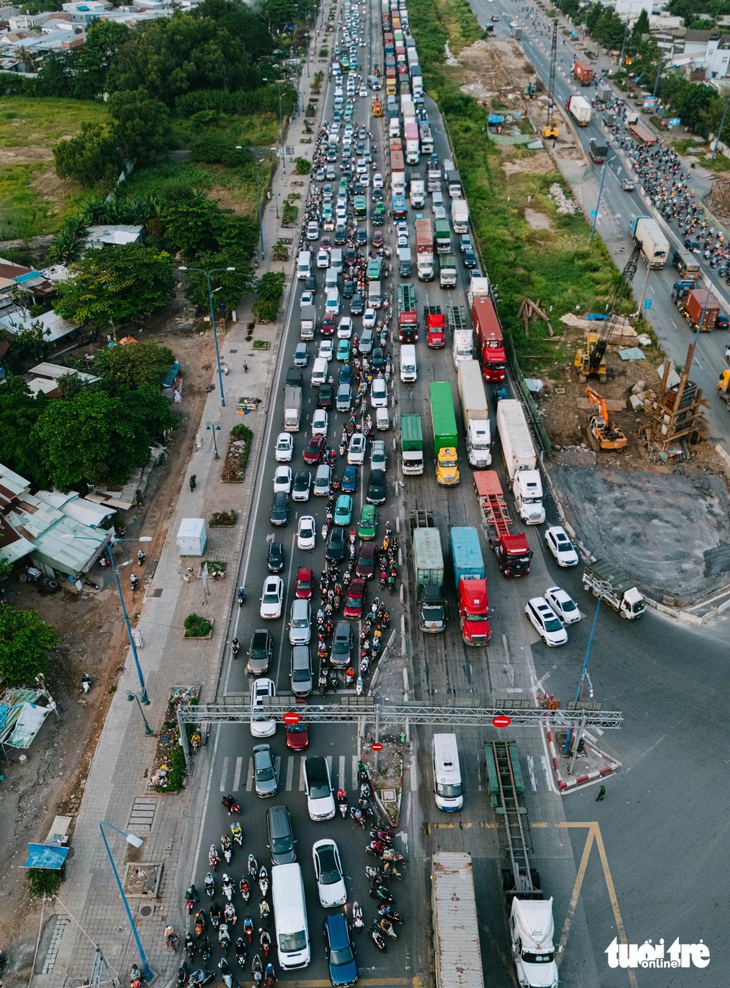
[237,587,246,607]
[368,926,387,951]
[204,874,215,898]
[81,674,92,694]
[230,822,243,846]
[189,476,197,492]
[222,795,240,815]
[258,867,269,898]
[231,639,240,658]
[208,845,219,871]
[352,902,364,931]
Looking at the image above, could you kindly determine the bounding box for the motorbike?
[259,866,269,898]
[337,790,349,818]
[188,971,215,987]
[260,899,271,922]
[243,916,255,943]
[369,926,387,951]
[231,638,240,658]
[260,930,272,957]
[237,587,246,607]
[224,902,237,926]
[230,822,243,845]
[218,923,231,954]
[194,911,206,937]
[234,937,247,967]
[378,918,398,940]
[186,885,199,913]
[199,936,211,962]
[369,883,393,904]
[218,958,234,988]
[352,902,364,931]
[265,962,277,986]
[239,878,251,902]
[356,676,364,696]
[209,845,219,871]
[252,955,263,986]
[248,854,258,882]
[377,904,404,925]
[381,848,407,864]
[383,860,404,880]
[177,964,189,987]
[130,574,139,592]
[222,795,241,815]
[185,934,196,961]
[221,834,233,863]
[370,827,393,844]
[137,551,146,565]
[221,874,234,901]
[81,674,92,694]
[209,902,221,928]
[350,806,366,828]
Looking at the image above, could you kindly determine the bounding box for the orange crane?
[585,387,627,450]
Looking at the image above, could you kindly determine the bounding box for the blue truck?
[449,527,491,646]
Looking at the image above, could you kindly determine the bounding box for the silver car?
[253,743,278,797]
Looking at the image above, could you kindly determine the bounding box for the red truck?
[471,297,506,382]
[629,121,656,145]
[572,60,594,86]
[679,288,720,331]
[474,471,532,577]
[425,306,446,348]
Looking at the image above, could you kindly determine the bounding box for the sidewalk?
[37,35,330,988]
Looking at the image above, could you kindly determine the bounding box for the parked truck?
[439,252,458,289]
[474,471,532,577]
[401,413,424,475]
[430,381,460,486]
[589,136,609,164]
[409,173,425,208]
[678,287,720,330]
[425,306,446,348]
[434,218,451,254]
[582,559,645,619]
[566,94,591,126]
[398,283,419,342]
[415,217,434,280]
[457,361,492,468]
[572,59,594,85]
[283,386,302,432]
[495,400,545,525]
[432,853,485,988]
[412,512,446,632]
[449,527,491,645]
[630,215,669,269]
[451,198,469,234]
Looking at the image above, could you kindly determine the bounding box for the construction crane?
[585,387,627,450]
[574,243,640,381]
[542,20,559,139]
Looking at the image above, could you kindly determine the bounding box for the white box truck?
[566,94,591,126]
[451,199,469,234]
[496,399,545,525]
[457,360,491,468]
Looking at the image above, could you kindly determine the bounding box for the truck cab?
[436,448,460,486]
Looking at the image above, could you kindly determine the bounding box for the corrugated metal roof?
[432,852,485,988]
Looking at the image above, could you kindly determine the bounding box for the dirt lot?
[0,301,215,962]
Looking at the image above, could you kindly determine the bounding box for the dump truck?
[589,136,609,164]
[566,94,591,126]
[432,854,485,988]
[415,217,434,280]
[412,512,446,633]
[425,306,446,349]
[401,413,424,475]
[582,559,645,619]
[449,527,490,645]
[430,381,460,486]
[630,215,669,269]
[474,471,532,577]
[678,288,720,331]
[283,386,302,432]
[451,198,469,234]
[485,741,559,988]
[572,59,594,85]
[457,360,491,468]
[496,400,545,525]
[439,252,457,289]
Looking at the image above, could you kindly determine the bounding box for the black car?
[267,540,285,573]
[335,225,347,245]
[327,526,346,562]
[684,238,701,253]
[350,293,364,316]
[286,365,303,387]
[463,248,477,268]
[304,275,318,294]
[342,278,355,299]
[270,491,290,526]
[366,468,387,505]
[371,346,385,371]
[318,383,334,409]
[356,228,367,246]
[371,188,383,203]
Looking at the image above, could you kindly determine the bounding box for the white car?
[372,172,383,189]
[544,526,580,568]
[348,432,366,465]
[312,840,347,907]
[545,586,581,625]
[304,755,336,821]
[250,677,276,737]
[370,379,388,408]
[359,85,368,96]
[313,463,331,496]
[317,248,329,269]
[359,170,370,187]
[312,409,329,436]
[335,204,348,222]
[363,308,376,330]
[273,465,292,494]
[297,515,316,551]
[260,576,284,620]
[395,221,409,241]
[318,340,334,362]
[370,439,386,471]
[525,597,568,647]
[356,159,367,176]
[306,222,319,241]
[274,433,293,463]
[299,291,315,309]
[337,317,353,339]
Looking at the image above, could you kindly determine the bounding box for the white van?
[311,357,328,388]
[389,118,401,139]
[272,863,310,969]
[432,733,463,811]
[329,248,343,274]
[376,407,390,431]
[325,268,339,291]
[442,158,454,181]
[325,288,340,317]
[400,344,417,383]
[368,280,382,309]
[297,250,311,281]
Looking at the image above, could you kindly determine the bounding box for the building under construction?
[642,343,707,454]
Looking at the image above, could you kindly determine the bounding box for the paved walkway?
[37,24,333,988]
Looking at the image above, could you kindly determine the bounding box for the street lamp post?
[590,149,609,246]
[99,822,153,981]
[275,192,280,220]
[178,266,234,409]
[206,421,221,459]
[563,598,602,757]
[127,691,153,735]
[276,81,286,175]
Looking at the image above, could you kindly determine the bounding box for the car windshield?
[317,848,340,883]
[279,930,307,952]
[331,946,354,966]
[346,592,360,608]
[561,598,577,612]
[271,833,292,853]
[544,616,563,632]
[311,780,330,798]
[256,763,274,781]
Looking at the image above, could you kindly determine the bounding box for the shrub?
[26,869,62,900]
[183,613,212,638]
[295,157,311,175]
[209,510,238,527]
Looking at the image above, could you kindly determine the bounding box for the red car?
[344,578,367,620]
[295,566,314,599]
[320,236,332,252]
[303,434,326,464]
[321,315,335,336]
[355,542,378,580]
[286,719,310,750]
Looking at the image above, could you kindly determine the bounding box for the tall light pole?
[563,598,602,756]
[275,80,286,175]
[206,421,221,459]
[179,266,234,409]
[100,822,153,981]
[590,149,610,246]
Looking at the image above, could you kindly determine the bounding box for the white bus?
[271,863,310,969]
[432,733,463,811]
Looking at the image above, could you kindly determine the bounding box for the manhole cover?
[140,905,153,917]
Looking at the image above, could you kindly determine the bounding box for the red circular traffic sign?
[371,742,383,751]
[283,711,301,725]
[492,715,512,729]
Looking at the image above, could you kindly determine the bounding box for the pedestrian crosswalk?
[219,753,362,795]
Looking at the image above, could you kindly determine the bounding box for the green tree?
[34,49,73,96]
[162,193,226,257]
[93,340,177,390]
[53,123,121,187]
[109,88,172,164]
[53,244,175,328]
[633,9,650,37]
[0,378,47,485]
[73,21,131,98]
[0,603,59,685]
[182,255,255,313]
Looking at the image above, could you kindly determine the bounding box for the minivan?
[367,281,382,309]
[375,407,390,431]
[267,805,296,865]
[432,733,463,811]
[330,248,343,274]
[325,287,341,317]
[432,189,444,211]
[272,863,311,969]
[290,645,313,696]
[400,344,417,383]
[336,382,352,412]
[311,357,328,388]
[297,250,312,280]
[325,267,339,291]
[289,598,312,645]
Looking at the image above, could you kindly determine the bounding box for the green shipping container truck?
[429,382,460,486]
[401,413,424,475]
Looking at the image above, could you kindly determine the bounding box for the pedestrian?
[243,360,248,372]
[596,785,606,801]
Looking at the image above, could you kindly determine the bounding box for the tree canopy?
[93,340,177,391]
[0,604,59,685]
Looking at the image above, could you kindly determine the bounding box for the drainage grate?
[128,795,158,833]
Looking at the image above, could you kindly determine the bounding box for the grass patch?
[183,613,213,638]
[0,97,109,148]
[171,113,278,153]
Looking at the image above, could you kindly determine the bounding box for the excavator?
[585,387,627,451]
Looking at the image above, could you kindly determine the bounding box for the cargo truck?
[630,215,669,269]
[410,64,423,98]
[629,121,656,145]
[589,136,609,163]
[412,512,446,632]
[582,559,645,619]
[425,306,446,349]
[565,94,591,126]
[432,854,485,988]
[449,527,490,644]
[401,413,424,475]
[405,121,420,164]
[430,381,460,486]
[390,148,405,195]
[451,199,469,234]
[572,59,594,85]
[439,252,457,289]
[467,275,490,305]
[418,121,433,154]
[398,284,419,342]
[457,361,492,468]
[415,217,434,280]
[445,169,462,198]
[409,173,425,208]
[283,386,302,432]
[299,304,316,341]
[427,159,441,192]
[434,218,451,254]
[495,400,545,525]
[474,471,532,576]
[453,329,473,367]
[678,287,720,330]
[397,246,411,278]
[472,297,507,383]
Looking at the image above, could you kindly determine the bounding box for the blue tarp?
[488,114,504,125]
[23,844,70,870]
